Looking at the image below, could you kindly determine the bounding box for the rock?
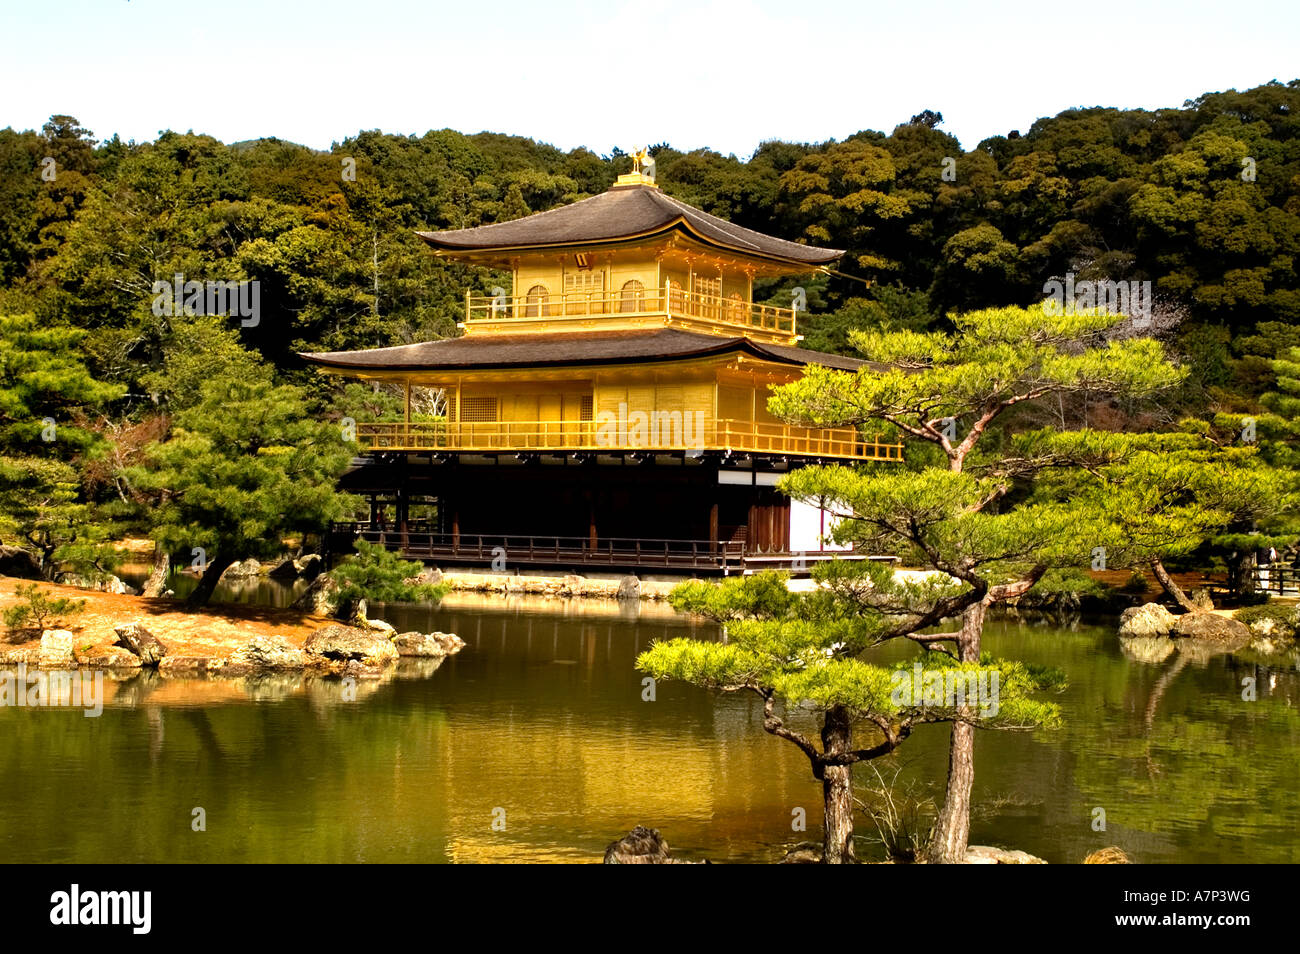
[964,845,1047,864]
[267,557,301,581]
[296,553,324,580]
[1171,612,1252,644]
[0,647,38,665]
[221,558,261,580]
[57,572,131,594]
[159,656,221,673]
[403,567,442,587]
[560,574,584,596]
[303,624,398,666]
[229,635,306,670]
[291,574,339,615]
[112,621,168,666]
[79,647,142,669]
[1119,602,1177,638]
[0,545,41,579]
[616,575,641,601]
[362,617,396,636]
[392,631,465,657]
[37,629,76,668]
[779,844,824,864]
[603,826,673,864]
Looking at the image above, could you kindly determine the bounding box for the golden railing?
[355,419,903,462]
[464,285,797,337]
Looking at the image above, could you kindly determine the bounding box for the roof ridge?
[420,188,620,236]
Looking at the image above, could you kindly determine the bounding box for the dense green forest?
[2,79,1299,587]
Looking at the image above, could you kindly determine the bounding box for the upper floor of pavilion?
[417,158,843,347]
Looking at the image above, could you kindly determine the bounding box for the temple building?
[306,153,902,573]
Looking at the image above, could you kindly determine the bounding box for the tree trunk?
[1150,557,1197,613]
[141,548,170,598]
[185,554,234,608]
[820,705,856,864]
[926,600,984,864]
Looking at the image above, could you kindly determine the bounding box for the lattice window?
[564,269,605,294]
[690,276,720,319]
[693,276,721,300]
[667,279,684,313]
[564,269,604,314]
[580,395,594,421]
[460,396,498,422]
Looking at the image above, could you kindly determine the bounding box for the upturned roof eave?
[415,216,844,269]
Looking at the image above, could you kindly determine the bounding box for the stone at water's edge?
[616,575,640,601]
[291,574,338,614]
[113,622,168,666]
[1119,602,1177,638]
[267,556,301,581]
[964,845,1047,864]
[79,646,142,669]
[603,826,674,864]
[296,553,324,580]
[403,567,442,587]
[392,631,465,657]
[303,624,398,666]
[229,635,307,670]
[1171,612,1251,645]
[221,558,261,580]
[37,630,76,668]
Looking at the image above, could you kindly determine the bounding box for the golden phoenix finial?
[631,146,651,175]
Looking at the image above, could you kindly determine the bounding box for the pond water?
[1,588,1297,863]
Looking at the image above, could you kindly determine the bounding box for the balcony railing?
[355,419,903,462]
[464,285,797,337]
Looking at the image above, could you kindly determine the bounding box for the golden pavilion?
[305,153,901,572]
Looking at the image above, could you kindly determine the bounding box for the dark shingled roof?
[300,328,869,373]
[416,184,843,266]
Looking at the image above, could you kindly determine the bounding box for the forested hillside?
[2,79,1298,582]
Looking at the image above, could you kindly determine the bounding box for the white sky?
[3,0,1297,156]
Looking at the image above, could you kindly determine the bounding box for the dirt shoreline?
[0,575,331,669]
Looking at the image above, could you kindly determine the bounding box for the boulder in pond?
[1118,602,1177,638]
[1171,612,1251,645]
[221,558,261,580]
[303,624,398,666]
[291,573,339,615]
[267,556,301,581]
[296,553,324,580]
[113,622,168,666]
[392,631,465,657]
[230,635,306,670]
[37,629,76,668]
[616,575,641,601]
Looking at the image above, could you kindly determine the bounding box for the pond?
[1,588,1297,863]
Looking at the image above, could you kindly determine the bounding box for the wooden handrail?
[353,418,903,461]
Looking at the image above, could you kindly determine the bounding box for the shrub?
[2,584,87,632]
[1234,602,1298,637]
[327,540,447,611]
